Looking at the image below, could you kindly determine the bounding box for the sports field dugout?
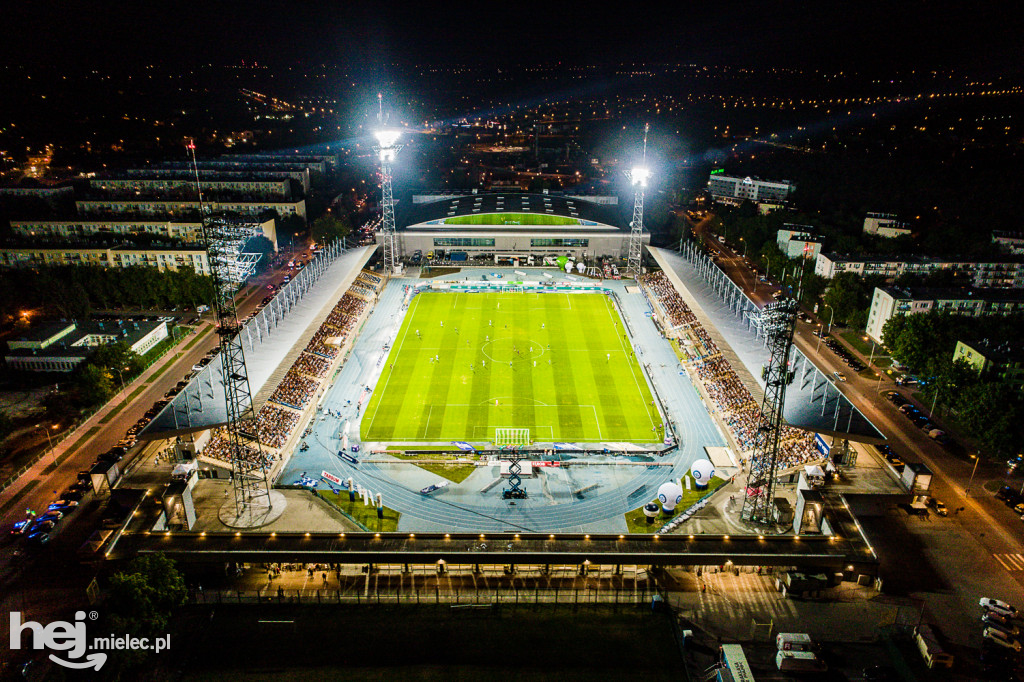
[392,191,648,263]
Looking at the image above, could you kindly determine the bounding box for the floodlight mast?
[187,140,272,522]
[624,123,650,279]
[374,93,403,275]
[739,298,799,527]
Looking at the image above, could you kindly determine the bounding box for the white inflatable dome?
[690,458,715,487]
[657,481,684,511]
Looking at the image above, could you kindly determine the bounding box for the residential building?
[706,173,794,206]
[10,219,205,242]
[863,213,911,238]
[126,167,311,193]
[866,286,1024,342]
[815,252,1024,288]
[75,198,305,221]
[953,339,1024,391]
[9,217,275,247]
[993,230,1024,255]
[0,244,212,274]
[5,319,168,372]
[93,175,292,200]
[776,224,823,259]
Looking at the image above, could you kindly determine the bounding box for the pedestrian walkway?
[0,321,214,509]
[993,553,1024,572]
[667,568,890,643]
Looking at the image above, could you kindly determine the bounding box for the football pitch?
[362,292,660,443]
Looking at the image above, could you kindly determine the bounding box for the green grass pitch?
[441,213,581,226]
[362,292,661,443]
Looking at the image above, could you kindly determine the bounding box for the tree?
[822,271,867,326]
[954,382,1021,456]
[106,553,187,670]
[310,214,351,245]
[74,363,114,407]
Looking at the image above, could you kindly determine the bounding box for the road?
[0,249,315,582]
[689,214,1024,601]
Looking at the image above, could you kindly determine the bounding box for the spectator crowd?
[198,279,378,473]
[239,405,301,449]
[644,270,819,470]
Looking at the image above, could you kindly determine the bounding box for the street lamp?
[762,254,771,281]
[113,365,129,405]
[36,423,59,466]
[739,237,747,258]
[823,304,835,335]
[863,335,876,366]
[964,454,980,497]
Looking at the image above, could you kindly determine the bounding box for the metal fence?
[189,585,655,608]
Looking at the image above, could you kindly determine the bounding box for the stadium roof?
[400,193,624,232]
[137,245,375,440]
[650,248,886,443]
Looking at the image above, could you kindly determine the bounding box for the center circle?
[480,337,546,364]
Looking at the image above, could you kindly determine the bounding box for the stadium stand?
[642,271,819,467]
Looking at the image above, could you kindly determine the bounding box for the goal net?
[495,428,531,447]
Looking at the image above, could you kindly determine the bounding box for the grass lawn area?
[100,384,149,423]
[421,266,461,278]
[318,489,400,532]
[182,325,212,351]
[362,292,659,444]
[416,462,478,483]
[146,356,179,382]
[63,426,101,460]
[624,475,726,534]
[874,357,894,368]
[443,212,581,226]
[839,330,887,359]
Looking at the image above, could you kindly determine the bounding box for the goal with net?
[494,428,531,447]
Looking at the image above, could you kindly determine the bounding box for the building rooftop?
[400,192,624,232]
[8,320,76,344]
[6,319,165,359]
[882,286,1024,302]
[960,338,1024,363]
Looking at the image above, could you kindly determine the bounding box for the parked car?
[931,499,948,516]
[984,611,1016,628]
[983,627,1021,651]
[996,486,1016,502]
[833,371,847,382]
[26,529,52,546]
[981,598,1018,617]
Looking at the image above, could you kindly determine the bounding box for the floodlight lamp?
[374,129,401,148]
[631,167,651,186]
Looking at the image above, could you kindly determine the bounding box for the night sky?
[2,1,1021,75]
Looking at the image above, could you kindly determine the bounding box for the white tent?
[804,464,825,479]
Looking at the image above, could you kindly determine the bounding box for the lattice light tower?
[624,123,650,279]
[188,141,272,523]
[739,298,799,527]
[374,93,403,275]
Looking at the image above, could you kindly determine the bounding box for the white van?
[776,633,814,651]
